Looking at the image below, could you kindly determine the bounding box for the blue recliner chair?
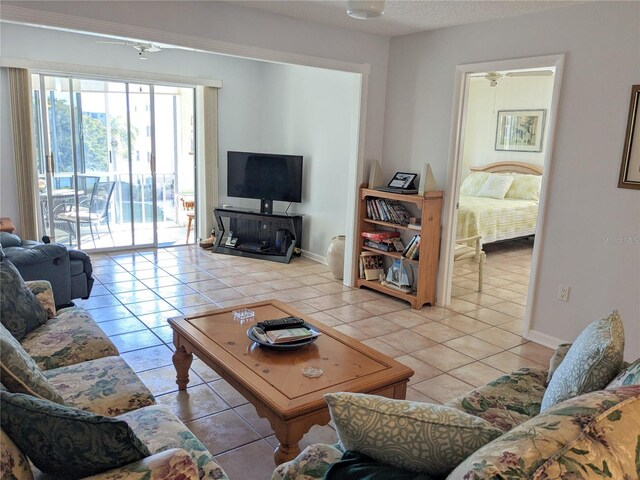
[0,232,94,308]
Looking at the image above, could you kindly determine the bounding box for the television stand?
[213,207,303,264]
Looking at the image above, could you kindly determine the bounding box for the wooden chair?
[454,235,486,291]
[180,196,195,243]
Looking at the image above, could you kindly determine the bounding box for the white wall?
[462,75,554,175]
[216,62,361,257]
[384,1,640,358]
[0,22,361,257]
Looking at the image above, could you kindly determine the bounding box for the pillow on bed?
[460,172,490,196]
[476,173,514,199]
[506,173,542,202]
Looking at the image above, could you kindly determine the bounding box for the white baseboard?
[301,250,326,265]
[524,328,564,350]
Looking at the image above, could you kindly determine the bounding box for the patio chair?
[57,181,116,247]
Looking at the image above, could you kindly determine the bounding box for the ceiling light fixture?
[346,0,385,19]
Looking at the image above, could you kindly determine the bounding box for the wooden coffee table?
[168,300,414,465]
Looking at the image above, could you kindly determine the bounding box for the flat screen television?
[227,151,303,214]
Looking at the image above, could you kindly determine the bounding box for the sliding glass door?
[32,74,196,250]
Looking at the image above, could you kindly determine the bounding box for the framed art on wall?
[495,109,546,152]
[618,84,640,189]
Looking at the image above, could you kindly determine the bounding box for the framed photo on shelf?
[495,109,546,152]
[618,84,640,189]
[388,172,417,189]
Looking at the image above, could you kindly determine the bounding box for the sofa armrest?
[25,280,56,318]
[81,448,198,480]
[3,243,69,266]
[68,248,93,277]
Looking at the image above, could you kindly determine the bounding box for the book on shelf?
[361,230,401,240]
[365,198,410,226]
[360,251,384,281]
[402,235,421,260]
[364,239,394,252]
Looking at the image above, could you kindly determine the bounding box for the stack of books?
[402,235,421,260]
[366,199,410,225]
[361,231,404,252]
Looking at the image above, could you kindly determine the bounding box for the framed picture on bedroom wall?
[618,84,640,190]
[495,109,546,152]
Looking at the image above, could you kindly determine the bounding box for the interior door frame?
[439,54,565,339]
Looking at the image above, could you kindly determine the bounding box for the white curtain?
[196,86,219,240]
[7,67,38,240]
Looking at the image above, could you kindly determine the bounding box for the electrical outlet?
[557,285,570,302]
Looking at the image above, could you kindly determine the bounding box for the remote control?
[257,317,305,331]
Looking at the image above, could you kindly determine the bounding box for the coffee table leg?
[172,346,193,390]
[274,442,301,466]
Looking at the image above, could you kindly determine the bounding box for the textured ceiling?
[227,0,579,37]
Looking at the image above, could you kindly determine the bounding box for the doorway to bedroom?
[443,55,564,342]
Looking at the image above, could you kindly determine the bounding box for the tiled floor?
[78,237,552,479]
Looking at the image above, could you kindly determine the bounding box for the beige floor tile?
[296,274,334,286]
[359,298,408,315]
[411,374,474,403]
[465,307,518,325]
[234,403,274,437]
[235,283,276,296]
[377,330,437,353]
[499,318,525,335]
[405,387,440,404]
[444,335,503,360]
[456,292,504,307]
[411,344,475,372]
[416,306,458,321]
[349,317,402,337]
[285,286,325,301]
[187,410,261,456]
[155,384,229,422]
[361,338,406,358]
[337,289,381,304]
[481,351,545,373]
[313,282,350,295]
[380,309,429,328]
[208,379,248,407]
[488,301,527,318]
[138,365,203,396]
[411,322,466,343]
[438,314,492,334]
[449,362,506,387]
[333,324,370,341]
[509,342,554,365]
[203,287,247,302]
[394,355,443,383]
[308,311,344,327]
[304,294,349,310]
[267,278,307,290]
[323,304,372,323]
[447,298,481,314]
[472,327,526,349]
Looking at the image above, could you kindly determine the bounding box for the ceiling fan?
[473,69,554,87]
[96,41,162,60]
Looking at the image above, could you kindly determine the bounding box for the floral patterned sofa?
[0,259,229,480]
[273,310,640,480]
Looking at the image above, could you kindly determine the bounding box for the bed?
[457,161,543,246]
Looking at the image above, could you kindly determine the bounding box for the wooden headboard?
[470,161,543,175]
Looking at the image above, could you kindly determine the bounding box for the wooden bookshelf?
[354,186,443,309]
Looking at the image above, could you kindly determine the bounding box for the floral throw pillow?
[607,358,640,388]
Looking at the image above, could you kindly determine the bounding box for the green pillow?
[0,323,64,404]
[607,358,640,388]
[0,391,151,479]
[0,259,48,340]
[324,392,503,476]
[541,309,624,411]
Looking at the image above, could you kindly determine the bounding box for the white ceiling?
[228,0,580,38]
